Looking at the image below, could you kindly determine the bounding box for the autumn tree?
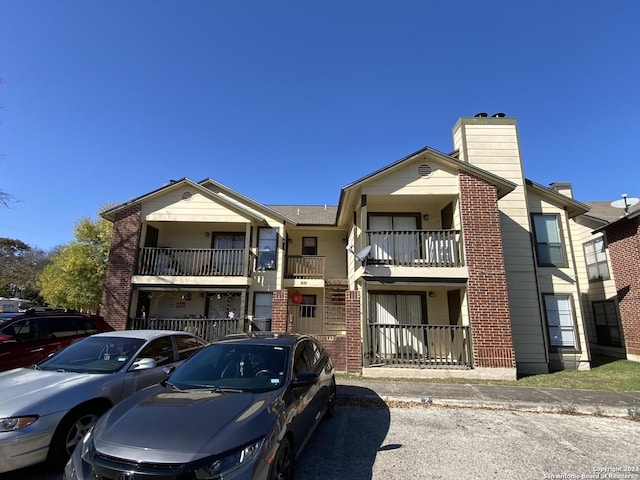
[0,238,48,301]
[38,215,113,313]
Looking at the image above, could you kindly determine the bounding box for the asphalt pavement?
[336,377,640,418]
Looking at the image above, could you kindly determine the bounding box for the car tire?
[46,406,103,468]
[269,437,294,480]
[324,377,336,420]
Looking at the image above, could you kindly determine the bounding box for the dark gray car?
[65,333,336,480]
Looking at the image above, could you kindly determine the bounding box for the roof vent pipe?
[492,112,506,118]
[474,112,488,118]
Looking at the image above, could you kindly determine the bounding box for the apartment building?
[100,114,633,379]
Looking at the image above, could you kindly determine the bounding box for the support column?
[271,290,289,332]
[345,290,362,374]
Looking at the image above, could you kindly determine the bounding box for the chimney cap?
[474,112,488,118]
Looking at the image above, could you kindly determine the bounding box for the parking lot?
[3,402,639,480]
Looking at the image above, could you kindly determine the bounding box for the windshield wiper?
[164,381,188,392]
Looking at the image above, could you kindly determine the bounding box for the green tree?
[38,215,113,313]
[0,238,48,301]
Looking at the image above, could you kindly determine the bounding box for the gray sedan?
[0,330,207,474]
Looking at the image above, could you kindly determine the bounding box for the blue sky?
[1,1,639,251]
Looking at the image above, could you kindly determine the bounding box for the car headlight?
[195,437,264,479]
[79,427,95,460]
[0,416,38,432]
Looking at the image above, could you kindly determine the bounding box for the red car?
[0,310,114,371]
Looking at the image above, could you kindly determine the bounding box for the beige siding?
[455,119,547,373]
[529,194,590,367]
[362,158,460,197]
[285,228,348,280]
[570,217,620,353]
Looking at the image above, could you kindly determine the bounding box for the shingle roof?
[267,205,338,225]
[584,200,640,223]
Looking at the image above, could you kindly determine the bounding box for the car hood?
[93,385,280,464]
[0,368,109,415]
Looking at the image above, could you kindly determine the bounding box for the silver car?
[0,329,207,474]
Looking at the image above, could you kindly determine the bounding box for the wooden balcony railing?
[285,256,325,279]
[128,317,242,342]
[365,323,472,368]
[137,247,247,276]
[289,304,346,335]
[366,229,463,267]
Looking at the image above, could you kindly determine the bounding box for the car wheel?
[270,437,294,480]
[324,377,336,420]
[47,407,102,468]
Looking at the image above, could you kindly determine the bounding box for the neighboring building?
[100,114,635,379]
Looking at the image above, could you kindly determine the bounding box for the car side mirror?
[292,371,318,387]
[162,365,176,377]
[131,357,157,371]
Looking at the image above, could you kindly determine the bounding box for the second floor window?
[302,237,318,256]
[257,228,277,270]
[533,214,566,267]
[584,238,610,281]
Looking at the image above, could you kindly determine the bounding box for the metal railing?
[285,256,325,279]
[366,229,463,267]
[289,304,346,335]
[128,317,242,342]
[137,247,247,276]
[365,323,472,368]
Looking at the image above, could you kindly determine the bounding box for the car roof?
[90,329,202,341]
[215,332,309,347]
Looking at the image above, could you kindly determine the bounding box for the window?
[368,214,419,262]
[300,294,317,318]
[544,295,576,348]
[533,214,566,266]
[257,228,278,270]
[175,335,206,361]
[302,237,318,256]
[592,301,621,347]
[584,238,610,281]
[293,339,320,376]
[138,337,173,366]
[254,292,273,320]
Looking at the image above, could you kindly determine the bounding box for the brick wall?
[345,290,362,373]
[101,206,142,330]
[459,171,516,368]
[604,217,640,357]
[271,290,360,373]
[271,290,289,332]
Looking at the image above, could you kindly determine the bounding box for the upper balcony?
[137,247,252,277]
[366,229,463,267]
[362,229,466,280]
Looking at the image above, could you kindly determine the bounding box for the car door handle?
[30,347,44,353]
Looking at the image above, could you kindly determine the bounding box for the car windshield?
[168,343,289,392]
[37,336,146,373]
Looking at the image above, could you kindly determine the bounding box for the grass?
[338,356,640,392]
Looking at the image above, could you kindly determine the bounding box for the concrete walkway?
[336,378,640,418]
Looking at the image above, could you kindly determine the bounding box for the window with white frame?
[257,228,277,270]
[532,214,566,267]
[592,300,621,347]
[544,294,576,348]
[584,237,610,281]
